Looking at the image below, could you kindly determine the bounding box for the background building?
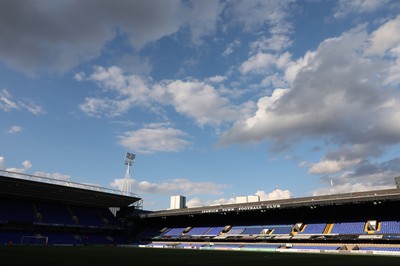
[235,195,260,204]
[170,195,186,210]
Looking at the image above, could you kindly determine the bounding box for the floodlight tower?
[122,152,135,196]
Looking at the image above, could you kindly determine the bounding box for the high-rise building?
[395,176,400,189]
[170,195,186,209]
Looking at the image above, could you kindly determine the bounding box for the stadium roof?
[0,170,141,207]
[141,188,400,218]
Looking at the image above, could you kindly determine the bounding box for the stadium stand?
[34,201,74,225]
[2,169,400,256]
[225,226,246,235]
[298,223,326,234]
[379,221,400,234]
[129,181,400,255]
[162,227,186,237]
[242,226,264,235]
[330,221,366,234]
[204,226,224,236]
[186,226,211,236]
[0,170,141,246]
[0,198,35,223]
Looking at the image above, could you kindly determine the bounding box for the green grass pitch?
[0,245,399,266]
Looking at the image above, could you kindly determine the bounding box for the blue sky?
[1,0,400,210]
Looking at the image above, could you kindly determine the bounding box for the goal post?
[21,235,48,246]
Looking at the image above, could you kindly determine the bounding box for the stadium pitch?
[0,245,399,266]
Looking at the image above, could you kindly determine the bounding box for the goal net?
[21,235,48,246]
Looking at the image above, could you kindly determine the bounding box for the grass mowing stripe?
[0,245,399,266]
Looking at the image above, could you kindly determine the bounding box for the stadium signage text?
[237,205,262,211]
[201,204,280,214]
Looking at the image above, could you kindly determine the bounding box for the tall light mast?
[122,152,135,196]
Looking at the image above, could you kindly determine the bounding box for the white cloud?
[7,125,23,134]
[6,160,32,173]
[81,65,244,128]
[1,160,65,180]
[220,22,400,192]
[161,79,238,127]
[0,165,71,189]
[81,66,239,127]
[221,25,400,154]
[365,15,400,55]
[137,178,226,195]
[228,0,294,68]
[261,73,287,89]
[222,39,241,56]
[208,196,237,206]
[229,0,293,33]
[0,89,18,111]
[117,124,191,153]
[80,98,114,117]
[89,66,151,103]
[207,75,227,83]
[183,0,224,45]
[219,88,290,144]
[283,50,315,85]
[186,197,205,208]
[74,72,85,81]
[0,157,31,173]
[240,53,276,74]
[19,100,45,115]
[240,52,291,74]
[383,44,400,86]
[250,35,292,53]
[110,177,136,195]
[313,182,394,196]
[255,189,292,201]
[309,158,362,175]
[111,177,227,196]
[186,189,292,208]
[80,66,152,117]
[188,196,237,207]
[0,89,44,115]
[333,0,390,19]
[22,160,32,169]
[33,171,70,181]
[310,156,400,196]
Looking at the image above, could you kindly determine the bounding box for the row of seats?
[379,221,400,234]
[0,198,120,228]
[299,223,326,234]
[0,197,126,246]
[140,220,400,241]
[303,221,400,234]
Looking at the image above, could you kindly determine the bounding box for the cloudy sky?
[1,0,400,210]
